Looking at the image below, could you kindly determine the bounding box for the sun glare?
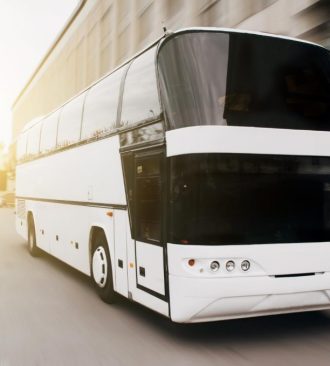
[0,0,79,150]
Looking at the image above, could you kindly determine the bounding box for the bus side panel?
[15,136,126,206]
[113,210,128,297]
[46,203,95,274]
[15,199,28,241]
[30,201,118,277]
[28,200,51,253]
[15,135,127,277]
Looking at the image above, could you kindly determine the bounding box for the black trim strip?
[16,196,127,210]
[136,283,168,302]
[164,244,170,316]
[274,272,317,278]
[17,116,164,167]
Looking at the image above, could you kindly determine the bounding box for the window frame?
[119,46,162,129]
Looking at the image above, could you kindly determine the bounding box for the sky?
[0,0,79,149]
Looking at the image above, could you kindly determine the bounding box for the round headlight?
[241,260,250,271]
[210,260,220,272]
[226,260,235,272]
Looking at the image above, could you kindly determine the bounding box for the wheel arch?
[26,209,40,256]
[89,224,117,302]
[27,210,34,233]
[88,225,113,271]
[27,210,34,222]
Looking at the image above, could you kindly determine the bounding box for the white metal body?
[16,135,169,318]
[166,126,330,158]
[15,27,330,323]
[166,126,330,322]
[16,125,330,323]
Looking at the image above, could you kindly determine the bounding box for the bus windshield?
[158,31,330,131]
[168,154,330,245]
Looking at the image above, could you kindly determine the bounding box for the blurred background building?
[11,0,330,140]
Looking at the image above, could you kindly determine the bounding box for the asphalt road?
[1,208,330,366]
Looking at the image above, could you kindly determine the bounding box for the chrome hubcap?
[92,246,108,288]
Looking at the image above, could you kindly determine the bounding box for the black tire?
[91,230,117,304]
[27,215,39,257]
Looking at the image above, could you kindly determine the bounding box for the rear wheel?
[91,230,117,303]
[28,215,39,257]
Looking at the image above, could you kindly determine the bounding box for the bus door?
[134,150,166,298]
[120,149,166,300]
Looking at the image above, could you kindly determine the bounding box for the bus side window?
[26,123,42,158]
[40,110,61,154]
[57,92,85,148]
[120,46,161,127]
[81,67,126,140]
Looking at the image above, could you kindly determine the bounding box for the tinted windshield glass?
[158,31,330,131]
[169,154,330,245]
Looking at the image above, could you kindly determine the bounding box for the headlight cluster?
[187,258,251,273]
[226,260,235,272]
[241,260,250,271]
[210,260,220,272]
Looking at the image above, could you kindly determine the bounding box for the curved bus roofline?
[169,26,325,48]
[20,26,324,135]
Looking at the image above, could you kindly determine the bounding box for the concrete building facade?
[12,0,330,140]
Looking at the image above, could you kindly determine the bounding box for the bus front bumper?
[168,273,330,323]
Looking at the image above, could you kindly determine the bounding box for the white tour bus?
[16,28,330,323]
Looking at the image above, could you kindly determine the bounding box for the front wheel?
[91,231,117,303]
